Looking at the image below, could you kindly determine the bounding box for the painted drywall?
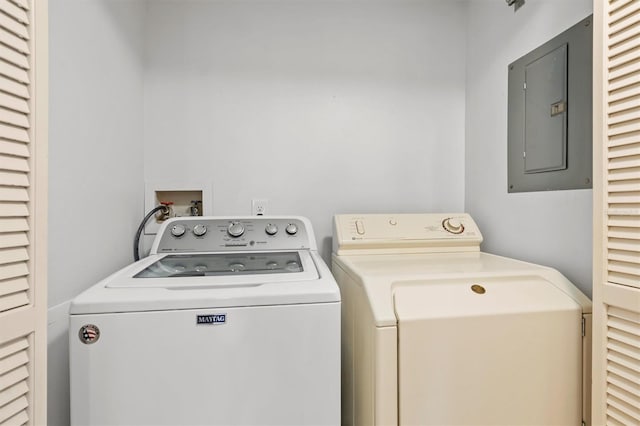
[48,1,597,423]
[465,0,593,298]
[143,0,468,261]
[48,1,146,424]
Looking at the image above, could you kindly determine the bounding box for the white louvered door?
[593,0,640,424]
[0,0,47,425]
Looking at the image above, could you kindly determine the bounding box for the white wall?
[143,0,468,260]
[48,0,597,423]
[465,0,593,297]
[48,1,146,424]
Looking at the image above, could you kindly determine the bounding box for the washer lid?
[106,250,318,288]
[70,251,339,314]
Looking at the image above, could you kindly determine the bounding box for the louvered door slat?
[0,292,26,312]
[605,229,637,241]
[609,271,640,288]
[0,172,28,188]
[608,238,640,252]
[607,341,640,370]
[0,156,28,173]
[0,62,29,87]
[609,215,640,226]
[0,263,28,282]
[610,40,640,69]
[608,191,640,203]
[609,179,640,192]
[0,204,27,218]
[0,382,27,412]
[609,141,640,157]
[0,142,29,159]
[606,394,640,423]
[0,93,28,115]
[609,11,640,39]
[608,56,640,80]
[0,28,28,56]
[608,106,640,125]
[0,365,27,392]
[609,80,640,102]
[0,76,28,100]
[1,411,27,426]
[610,0,635,14]
[609,71,640,91]
[0,219,27,233]
[609,129,640,146]
[608,93,640,114]
[0,278,26,298]
[0,44,28,71]
[609,250,640,264]
[0,0,28,25]
[0,108,28,129]
[0,248,27,266]
[0,188,28,202]
[0,124,28,144]
[0,395,27,424]
[0,233,27,250]
[8,0,27,10]
[609,167,640,181]
[606,370,640,401]
[0,12,28,40]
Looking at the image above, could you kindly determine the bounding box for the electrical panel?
[507,15,592,193]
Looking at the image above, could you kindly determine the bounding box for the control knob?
[442,217,464,234]
[170,224,186,238]
[285,223,298,235]
[227,222,245,238]
[265,223,278,236]
[193,224,207,237]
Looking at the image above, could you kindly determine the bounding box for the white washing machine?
[332,213,592,426]
[69,216,340,426]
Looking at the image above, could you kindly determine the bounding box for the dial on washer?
[227,222,245,237]
[171,224,186,237]
[265,223,278,235]
[193,224,207,237]
[285,223,298,235]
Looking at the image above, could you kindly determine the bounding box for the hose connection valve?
[156,202,173,222]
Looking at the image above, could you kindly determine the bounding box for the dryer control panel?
[151,216,315,254]
[333,213,483,255]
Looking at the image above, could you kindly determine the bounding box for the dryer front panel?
[394,277,583,425]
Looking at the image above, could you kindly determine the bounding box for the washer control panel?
[153,217,312,254]
[333,213,483,254]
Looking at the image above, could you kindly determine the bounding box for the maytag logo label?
[196,314,226,325]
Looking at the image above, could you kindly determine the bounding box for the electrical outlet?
[252,199,268,216]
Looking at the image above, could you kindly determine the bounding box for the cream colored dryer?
[332,213,592,426]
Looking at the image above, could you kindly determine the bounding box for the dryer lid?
[393,275,581,322]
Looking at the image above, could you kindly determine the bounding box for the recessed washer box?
[507,15,592,193]
[144,182,213,235]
